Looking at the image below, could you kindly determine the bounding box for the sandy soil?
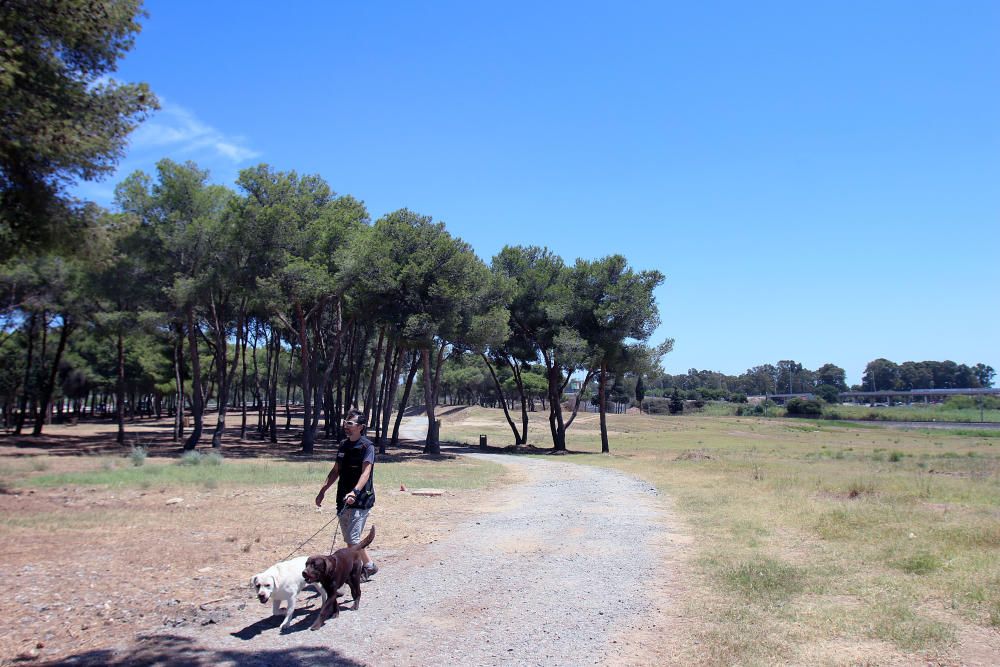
[0,416,692,666]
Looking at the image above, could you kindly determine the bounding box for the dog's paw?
[309,623,323,631]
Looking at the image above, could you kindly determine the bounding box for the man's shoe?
[362,562,378,581]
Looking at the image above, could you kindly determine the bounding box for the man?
[315,409,377,579]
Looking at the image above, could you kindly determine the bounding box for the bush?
[945,395,999,410]
[669,389,684,414]
[129,446,147,467]
[179,450,204,466]
[814,384,841,403]
[736,400,777,416]
[642,397,671,415]
[785,398,824,417]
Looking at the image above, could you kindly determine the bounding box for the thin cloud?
[129,101,261,163]
[70,99,262,206]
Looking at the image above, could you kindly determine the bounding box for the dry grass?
[0,423,510,664]
[441,405,1000,665]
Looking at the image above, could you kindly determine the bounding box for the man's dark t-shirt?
[335,435,376,511]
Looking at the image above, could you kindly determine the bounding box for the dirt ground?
[0,416,501,665]
[4,413,997,666]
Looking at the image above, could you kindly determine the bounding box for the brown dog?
[302,526,375,630]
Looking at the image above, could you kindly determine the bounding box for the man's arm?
[344,461,372,506]
[315,462,340,507]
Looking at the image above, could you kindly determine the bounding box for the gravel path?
[101,426,675,667]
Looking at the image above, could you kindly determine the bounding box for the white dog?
[251,555,328,631]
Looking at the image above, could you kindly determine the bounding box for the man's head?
[344,409,366,441]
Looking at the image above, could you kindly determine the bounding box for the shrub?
[205,451,224,466]
[642,397,671,415]
[814,384,841,403]
[893,551,941,575]
[785,398,823,417]
[129,446,148,467]
[179,450,204,466]
[669,389,684,414]
[945,395,999,410]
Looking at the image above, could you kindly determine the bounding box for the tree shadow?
[442,440,590,456]
[0,406,581,462]
[47,632,366,666]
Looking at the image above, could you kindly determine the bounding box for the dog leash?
[282,505,348,562]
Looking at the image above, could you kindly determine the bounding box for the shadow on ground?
[0,404,588,461]
[0,409,468,463]
[45,632,366,667]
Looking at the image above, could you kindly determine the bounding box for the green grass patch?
[871,602,954,649]
[720,556,805,600]
[892,550,942,575]
[16,456,504,492]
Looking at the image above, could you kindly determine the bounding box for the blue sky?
[78,1,999,386]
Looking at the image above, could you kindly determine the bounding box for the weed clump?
[893,550,941,575]
[179,451,203,466]
[129,446,147,467]
[722,556,804,600]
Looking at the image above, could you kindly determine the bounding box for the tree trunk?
[422,347,439,454]
[115,329,126,446]
[183,307,205,450]
[544,357,567,451]
[14,313,38,435]
[32,317,72,436]
[211,307,243,449]
[482,353,522,444]
[283,337,296,432]
[268,327,280,443]
[599,360,610,453]
[311,306,344,444]
[362,327,385,426]
[391,350,420,446]
[292,303,316,453]
[379,345,403,454]
[240,317,250,440]
[422,342,447,455]
[564,367,596,430]
[373,337,395,442]
[172,323,185,441]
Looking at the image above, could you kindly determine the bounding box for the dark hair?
[346,408,366,426]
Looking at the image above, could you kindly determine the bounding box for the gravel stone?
[146,450,666,666]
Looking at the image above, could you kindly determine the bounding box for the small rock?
[165,497,183,505]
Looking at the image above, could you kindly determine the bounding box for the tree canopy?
[0,0,157,257]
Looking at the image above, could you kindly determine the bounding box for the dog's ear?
[251,575,259,588]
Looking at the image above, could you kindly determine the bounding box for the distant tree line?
[860,358,994,393]
[635,358,994,404]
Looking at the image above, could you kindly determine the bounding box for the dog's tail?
[351,526,375,551]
